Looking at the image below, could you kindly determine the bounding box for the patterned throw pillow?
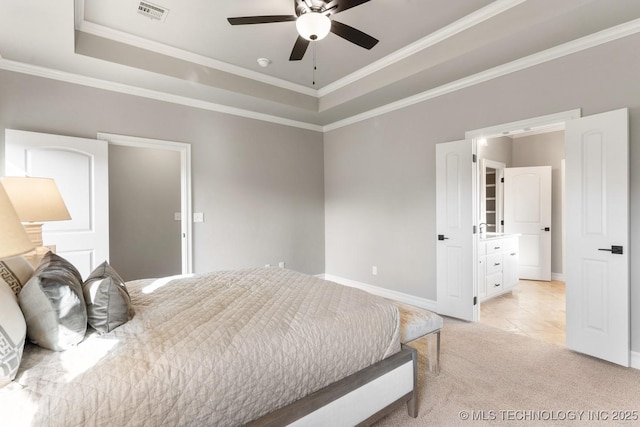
[0,256,35,297]
[19,252,87,351]
[0,281,26,387]
[82,261,134,333]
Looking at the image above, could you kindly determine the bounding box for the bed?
[2,266,417,426]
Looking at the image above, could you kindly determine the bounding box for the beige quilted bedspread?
[1,268,400,426]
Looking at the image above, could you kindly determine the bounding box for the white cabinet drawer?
[486,239,504,254]
[486,272,503,296]
[486,253,503,275]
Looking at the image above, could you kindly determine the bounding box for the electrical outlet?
[372,266,377,275]
[278,261,285,268]
[265,264,271,267]
[193,212,204,223]
[174,212,181,221]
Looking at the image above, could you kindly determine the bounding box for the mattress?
[1,267,401,426]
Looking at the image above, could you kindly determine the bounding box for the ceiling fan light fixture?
[296,12,331,41]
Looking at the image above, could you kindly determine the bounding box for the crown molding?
[0,58,323,132]
[3,17,639,134]
[317,0,526,97]
[323,18,640,132]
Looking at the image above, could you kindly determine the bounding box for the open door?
[504,166,552,281]
[436,140,475,321]
[5,129,108,279]
[565,108,629,366]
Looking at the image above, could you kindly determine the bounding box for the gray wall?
[325,33,640,350]
[0,70,325,275]
[109,145,182,281]
[512,131,565,276]
[479,136,512,166]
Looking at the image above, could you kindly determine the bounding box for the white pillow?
[0,281,26,387]
[0,256,35,297]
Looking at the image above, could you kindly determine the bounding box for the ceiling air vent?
[138,1,169,22]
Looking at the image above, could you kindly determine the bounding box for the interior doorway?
[440,107,630,366]
[97,133,192,280]
[472,120,568,346]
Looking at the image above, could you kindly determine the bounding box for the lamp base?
[22,222,44,247]
[21,223,56,267]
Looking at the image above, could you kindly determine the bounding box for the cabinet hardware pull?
[494,246,500,250]
[510,252,516,256]
[494,283,500,287]
[438,234,449,241]
[494,262,500,266]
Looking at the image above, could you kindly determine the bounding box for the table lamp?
[0,182,35,259]
[0,176,71,252]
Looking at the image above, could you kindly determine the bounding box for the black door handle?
[541,227,550,231]
[438,234,449,241]
[598,245,623,255]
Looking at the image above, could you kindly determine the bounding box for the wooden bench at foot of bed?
[392,301,443,374]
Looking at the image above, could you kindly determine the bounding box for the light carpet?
[375,318,640,426]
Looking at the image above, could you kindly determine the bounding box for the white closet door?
[504,166,552,281]
[5,129,108,279]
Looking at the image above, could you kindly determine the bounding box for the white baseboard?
[551,273,565,282]
[321,274,438,312]
[630,351,640,370]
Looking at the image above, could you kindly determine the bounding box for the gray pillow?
[83,261,133,333]
[19,252,87,351]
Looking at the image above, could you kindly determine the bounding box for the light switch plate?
[193,212,204,223]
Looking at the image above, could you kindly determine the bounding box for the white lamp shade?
[296,12,331,41]
[0,183,35,258]
[0,176,71,222]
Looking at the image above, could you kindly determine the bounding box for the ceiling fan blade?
[289,36,310,61]
[331,0,371,13]
[227,15,296,25]
[330,20,378,50]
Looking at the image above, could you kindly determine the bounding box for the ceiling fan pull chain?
[312,43,317,86]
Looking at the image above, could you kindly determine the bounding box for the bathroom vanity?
[478,233,519,301]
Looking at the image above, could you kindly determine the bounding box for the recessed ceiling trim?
[4,18,639,134]
[317,0,527,97]
[0,57,323,132]
[75,20,319,97]
[323,17,640,132]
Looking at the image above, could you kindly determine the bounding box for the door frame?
[464,108,581,321]
[97,132,193,275]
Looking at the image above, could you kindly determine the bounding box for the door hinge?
[473,296,478,305]
[472,154,477,163]
[501,220,504,226]
[473,225,477,234]
[501,177,504,183]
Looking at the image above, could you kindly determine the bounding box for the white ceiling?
[1,0,640,129]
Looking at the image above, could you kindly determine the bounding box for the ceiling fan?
[227,0,378,61]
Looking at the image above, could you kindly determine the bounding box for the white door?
[565,108,629,367]
[5,129,108,279]
[504,166,552,281]
[436,140,475,321]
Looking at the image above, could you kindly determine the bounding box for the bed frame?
[249,344,418,426]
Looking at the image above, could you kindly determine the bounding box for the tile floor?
[479,280,566,346]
